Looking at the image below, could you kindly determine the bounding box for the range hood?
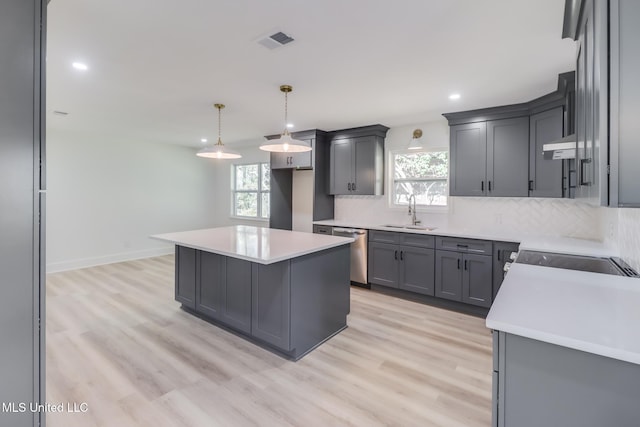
[543,134,576,159]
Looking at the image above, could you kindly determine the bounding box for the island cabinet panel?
[220,258,252,334]
[251,262,291,351]
[175,246,197,309]
[197,251,223,319]
[290,245,350,355]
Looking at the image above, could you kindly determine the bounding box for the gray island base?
[169,235,351,360]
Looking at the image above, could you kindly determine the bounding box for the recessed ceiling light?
[201,138,208,143]
[449,93,461,100]
[286,123,294,128]
[72,62,88,71]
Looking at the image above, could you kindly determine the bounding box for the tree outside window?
[392,150,448,207]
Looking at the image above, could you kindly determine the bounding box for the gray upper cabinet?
[450,117,529,197]
[268,136,312,170]
[329,125,388,196]
[564,0,640,206]
[444,72,575,200]
[487,117,529,197]
[529,107,564,198]
[450,122,487,196]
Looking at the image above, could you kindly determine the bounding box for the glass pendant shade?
[197,103,241,160]
[260,85,311,153]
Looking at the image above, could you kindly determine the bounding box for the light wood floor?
[46,255,492,427]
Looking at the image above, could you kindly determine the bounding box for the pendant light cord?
[217,105,222,145]
[283,90,289,133]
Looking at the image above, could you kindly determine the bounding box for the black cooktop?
[514,250,628,276]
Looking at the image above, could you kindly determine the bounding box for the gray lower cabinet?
[493,331,640,427]
[176,246,197,309]
[529,107,564,197]
[435,236,493,308]
[197,251,223,319]
[368,231,435,296]
[492,242,520,299]
[251,262,291,350]
[220,257,252,333]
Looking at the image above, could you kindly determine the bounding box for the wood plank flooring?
[46,255,492,427]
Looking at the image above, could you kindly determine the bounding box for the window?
[232,163,270,219]
[391,150,448,207]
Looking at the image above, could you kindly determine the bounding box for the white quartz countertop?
[313,219,617,257]
[151,226,353,265]
[486,263,640,365]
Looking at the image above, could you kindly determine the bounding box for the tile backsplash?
[335,196,605,240]
[614,208,640,271]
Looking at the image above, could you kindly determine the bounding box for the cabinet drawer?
[435,236,492,254]
[399,233,435,248]
[313,225,333,235]
[368,230,400,244]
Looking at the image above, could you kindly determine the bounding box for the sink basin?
[381,224,437,231]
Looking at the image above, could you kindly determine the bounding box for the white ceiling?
[46,0,576,148]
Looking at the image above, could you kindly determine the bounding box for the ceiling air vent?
[257,31,295,50]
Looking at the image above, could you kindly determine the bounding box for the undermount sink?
[381,224,437,231]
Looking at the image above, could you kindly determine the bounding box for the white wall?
[47,131,221,272]
[334,119,606,240]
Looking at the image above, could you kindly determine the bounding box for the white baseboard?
[46,246,174,273]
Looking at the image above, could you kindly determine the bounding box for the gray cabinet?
[529,107,564,197]
[176,246,197,309]
[450,122,487,196]
[268,136,312,170]
[565,0,640,206]
[251,262,291,351]
[435,237,493,307]
[493,331,640,427]
[487,117,530,197]
[197,251,223,319]
[269,130,334,230]
[220,258,252,334]
[312,224,332,235]
[492,242,520,299]
[1,1,45,425]
[329,125,388,196]
[450,118,529,197]
[368,231,435,296]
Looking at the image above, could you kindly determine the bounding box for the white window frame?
[388,148,450,212]
[231,162,270,220]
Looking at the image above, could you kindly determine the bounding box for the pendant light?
[408,129,423,150]
[260,85,311,153]
[197,103,242,159]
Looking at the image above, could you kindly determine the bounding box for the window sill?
[229,216,270,223]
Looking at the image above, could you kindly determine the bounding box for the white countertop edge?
[486,319,640,366]
[150,234,353,265]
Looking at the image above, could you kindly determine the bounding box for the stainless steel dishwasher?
[332,228,368,286]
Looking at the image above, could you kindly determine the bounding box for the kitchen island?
[152,226,353,360]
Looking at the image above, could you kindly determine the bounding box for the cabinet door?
[329,139,353,195]
[399,246,435,296]
[175,246,197,309]
[221,257,252,334]
[251,261,291,350]
[197,251,223,319]
[493,242,519,300]
[368,242,399,288]
[435,250,462,301]
[486,117,529,197]
[462,253,493,307]
[270,138,313,169]
[529,108,564,198]
[352,136,376,195]
[450,122,487,196]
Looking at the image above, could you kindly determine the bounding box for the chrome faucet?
[408,194,421,226]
